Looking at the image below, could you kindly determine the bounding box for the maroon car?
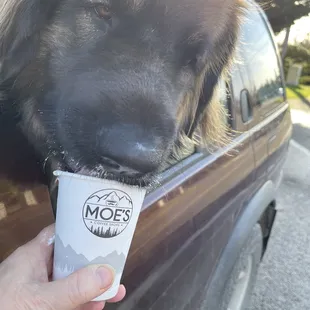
[0,4,292,310]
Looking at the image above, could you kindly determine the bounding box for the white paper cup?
[52,171,146,301]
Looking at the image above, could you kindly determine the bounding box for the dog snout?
[98,124,168,175]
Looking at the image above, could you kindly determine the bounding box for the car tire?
[219,224,263,310]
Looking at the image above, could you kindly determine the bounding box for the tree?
[258,0,310,34]
[257,0,310,58]
[281,25,291,59]
[285,44,310,77]
[286,45,310,63]
[300,34,310,49]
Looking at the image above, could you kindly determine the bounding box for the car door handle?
[240,89,252,123]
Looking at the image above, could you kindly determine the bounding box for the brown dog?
[0,0,246,186]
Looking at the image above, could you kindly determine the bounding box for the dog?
[0,0,245,188]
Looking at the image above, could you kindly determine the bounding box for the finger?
[107,285,126,303]
[47,253,54,277]
[65,285,125,309]
[78,301,106,310]
[5,225,56,280]
[35,224,56,264]
[24,224,56,265]
[40,264,115,310]
[79,285,125,310]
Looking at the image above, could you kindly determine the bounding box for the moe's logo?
[82,189,133,238]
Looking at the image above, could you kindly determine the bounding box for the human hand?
[0,224,126,310]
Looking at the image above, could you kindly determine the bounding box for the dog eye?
[183,41,206,72]
[94,5,112,20]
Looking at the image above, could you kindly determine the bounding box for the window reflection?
[238,9,284,107]
[218,79,231,126]
[24,190,38,206]
[0,180,42,222]
[0,203,7,220]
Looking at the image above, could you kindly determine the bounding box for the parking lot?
[250,99,310,310]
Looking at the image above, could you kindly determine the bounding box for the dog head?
[0,0,245,185]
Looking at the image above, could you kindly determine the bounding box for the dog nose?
[103,143,160,174]
[99,126,163,175]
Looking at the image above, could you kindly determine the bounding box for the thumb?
[40,265,115,310]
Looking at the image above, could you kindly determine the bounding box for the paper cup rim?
[53,170,144,191]
[53,170,102,182]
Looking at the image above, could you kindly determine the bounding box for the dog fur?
[0,0,246,186]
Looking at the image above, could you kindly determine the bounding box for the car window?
[153,77,236,195]
[238,8,284,110]
[218,79,231,127]
[160,78,232,174]
[193,79,233,155]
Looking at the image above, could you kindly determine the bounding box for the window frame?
[147,79,236,195]
[147,4,287,198]
[258,9,287,101]
[237,5,285,114]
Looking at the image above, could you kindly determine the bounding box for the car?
[0,2,292,310]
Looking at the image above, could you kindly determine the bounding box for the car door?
[258,11,292,183]
[107,79,256,310]
[235,3,289,190]
[0,72,256,309]
[0,109,54,261]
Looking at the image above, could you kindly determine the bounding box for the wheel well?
[258,201,277,257]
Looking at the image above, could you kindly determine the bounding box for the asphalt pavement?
[250,100,310,310]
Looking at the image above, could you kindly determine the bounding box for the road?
[250,101,310,310]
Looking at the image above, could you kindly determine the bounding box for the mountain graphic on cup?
[53,234,126,276]
[82,189,133,238]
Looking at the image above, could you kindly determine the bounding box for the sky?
[276,14,310,45]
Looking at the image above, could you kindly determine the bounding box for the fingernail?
[96,265,115,289]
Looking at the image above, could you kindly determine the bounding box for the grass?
[286,84,310,100]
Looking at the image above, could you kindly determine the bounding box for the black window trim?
[146,79,236,196]
[258,8,287,100]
